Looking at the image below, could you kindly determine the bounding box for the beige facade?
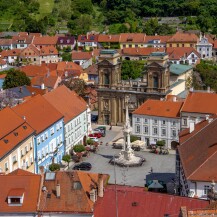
[0,136,35,174]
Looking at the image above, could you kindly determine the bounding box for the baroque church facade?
[97,50,170,125]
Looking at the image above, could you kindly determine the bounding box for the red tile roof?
[214,40,217,49]
[20,44,40,57]
[31,75,60,89]
[33,36,58,46]
[119,33,146,43]
[94,185,209,217]
[40,46,58,55]
[98,34,120,43]
[0,169,41,213]
[122,47,165,56]
[0,58,6,65]
[168,32,198,43]
[133,99,183,118]
[12,35,34,44]
[179,117,217,181]
[0,39,12,46]
[84,64,98,75]
[20,65,48,77]
[0,49,21,57]
[43,85,87,123]
[39,171,109,214]
[13,95,63,134]
[181,92,217,114]
[71,51,92,60]
[166,47,200,60]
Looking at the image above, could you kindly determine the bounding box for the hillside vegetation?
[0,0,216,34]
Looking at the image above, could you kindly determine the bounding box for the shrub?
[130,135,140,143]
[87,138,94,145]
[156,140,165,147]
[73,144,85,153]
[49,163,60,171]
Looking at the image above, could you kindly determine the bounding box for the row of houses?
[0,85,91,174]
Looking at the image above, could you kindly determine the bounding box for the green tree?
[3,69,31,89]
[62,154,71,168]
[87,138,94,145]
[61,52,72,61]
[156,140,165,147]
[73,144,85,153]
[49,163,60,171]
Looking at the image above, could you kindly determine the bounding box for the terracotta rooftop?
[43,85,87,123]
[31,75,60,89]
[98,34,120,43]
[0,169,41,213]
[0,49,21,57]
[94,185,209,217]
[133,99,183,118]
[71,51,92,60]
[179,117,217,181]
[20,65,48,77]
[119,33,146,43]
[166,47,200,60]
[33,36,58,45]
[78,34,99,42]
[40,46,58,55]
[12,35,34,44]
[0,39,12,46]
[20,44,40,57]
[0,58,6,65]
[84,64,98,75]
[39,171,109,214]
[122,47,165,56]
[12,95,63,134]
[181,92,217,114]
[214,40,217,49]
[168,31,198,43]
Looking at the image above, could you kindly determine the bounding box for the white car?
[89,137,99,142]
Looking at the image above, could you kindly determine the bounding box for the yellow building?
[166,32,198,48]
[119,33,146,49]
[0,108,35,174]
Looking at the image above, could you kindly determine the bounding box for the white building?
[132,99,183,149]
[180,91,217,129]
[177,116,217,199]
[43,85,90,154]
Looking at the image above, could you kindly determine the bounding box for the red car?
[88,132,102,138]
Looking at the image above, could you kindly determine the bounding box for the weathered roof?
[71,51,92,60]
[33,36,58,45]
[169,64,193,75]
[119,33,146,43]
[122,47,165,56]
[168,31,198,43]
[98,34,120,43]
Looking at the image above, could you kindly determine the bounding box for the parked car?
[88,132,102,138]
[73,162,92,171]
[95,126,106,137]
[89,137,99,142]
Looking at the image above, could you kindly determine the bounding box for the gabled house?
[0,39,13,50]
[33,36,58,49]
[0,49,21,65]
[132,99,183,148]
[40,46,59,64]
[77,34,99,51]
[98,34,120,49]
[44,85,90,153]
[0,58,7,70]
[57,36,75,50]
[167,31,198,48]
[71,51,93,69]
[0,108,35,174]
[0,169,41,215]
[177,116,217,199]
[20,64,49,78]
[119,33,146,49]
[12,35,34,49]
[166,47,201,65]
[84,64,98,83]
[12,95,64,173]
[180,91,217,129]
[144,35,171,48]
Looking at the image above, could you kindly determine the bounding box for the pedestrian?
[150,167,153,173]
[109,123,112,130]
[106,142,108,146]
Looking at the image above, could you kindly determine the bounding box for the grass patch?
[35,0,54,20]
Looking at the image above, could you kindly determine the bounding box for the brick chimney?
[98,174,104,198]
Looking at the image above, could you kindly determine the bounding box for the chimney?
[173,96,177,102]
[23,116,26,121]
[98,174,104,198]
[189,122,195,133]
[90,188,96,203]
[41,83,45,90]
[207,86,210,93]
[56,181,60,198]
[86,32,89,39]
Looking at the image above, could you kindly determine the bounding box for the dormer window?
[60,39,63,43]
[67,39,70,43]
[8,189,24,206]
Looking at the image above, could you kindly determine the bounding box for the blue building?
[13,95,65,173]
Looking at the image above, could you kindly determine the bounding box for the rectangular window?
[38,151,41,160]
[143,126,148,134]
[144,118,148,123]
[153,119,157,124]
[37,137,40,145]
[41,135,44,142]
[171,129,176,137]
[172,121,176,126]
[30,142,33,150]
[136,125,141,133]
[56,123,59,131]
[50,128,54,135]
[12,155,17,163]
[153,127,158,135]
[161,128,166,136]
[5,162,8,171]
[45,132,48,139]
[162,120,166,125]
[136,117,140,122]
[25,146,28,154]
[204,185,210,195]
[183,119,187,126]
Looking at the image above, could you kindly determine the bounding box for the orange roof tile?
[133,99,183,118]
[20,65,49,77]
[12,35,34,44]
[33,36,58,46]
[0,49,21,57]
[181,92,217,114]
[98,34,120,43]
[19,44,40,57]
[119,33,146,43]
[214,40,217,49]
[122,47,165,56]
[43,85,87,123]
[168,31,198,43]
[12,95,63,134]
[71,51,92,60]
[40,46,58,55]
[0,58,6,65]
[8,188,25,196]
[0,169,41,213]
[31,75,60,89]
[0,39,12,46]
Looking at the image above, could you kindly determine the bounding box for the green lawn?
[35,0,54,20]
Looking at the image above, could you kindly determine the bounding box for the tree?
[156,140,165,147]
[2,69,30,89]
[62,154,71,168]
[49,163,60,171]
[87,138,94,145]
[73,144,85,153]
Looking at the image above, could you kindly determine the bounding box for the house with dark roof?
[77,33,99,51]
[132,99,183,149]
[12,95,64,174]
[0,108,35,174]
[43,85,90,153]
[57,36,75,50]
[177,116,217,199]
